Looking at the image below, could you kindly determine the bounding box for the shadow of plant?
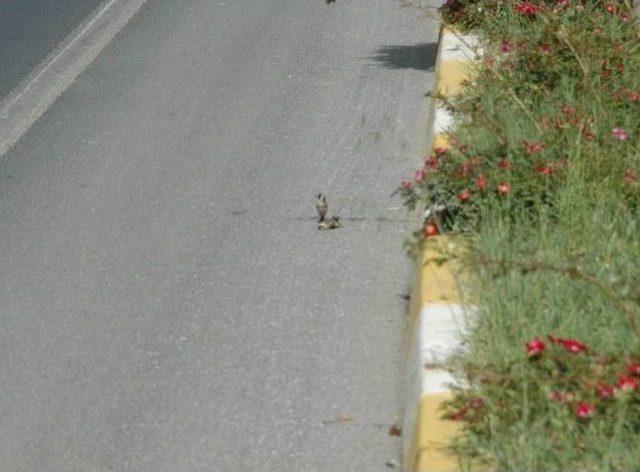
[367,42,438,71]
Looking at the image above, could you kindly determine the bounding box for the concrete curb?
[402,27,479,472]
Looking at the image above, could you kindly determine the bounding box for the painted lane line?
[0,0,149,157]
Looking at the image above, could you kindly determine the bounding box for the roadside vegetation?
[398,0,640,469]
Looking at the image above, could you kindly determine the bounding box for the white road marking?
[0,0,149,157]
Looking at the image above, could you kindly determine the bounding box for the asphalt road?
[0,0,106,99]
[0,0,438,470]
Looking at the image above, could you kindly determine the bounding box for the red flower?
[628,362,640,375]
[575,402,596,418]
[539,43,551,54]
[624,169,637,182]
[604,3,616,13]
[525,338,546,356]
[515,2,539,16]
[457,189,472,202]
[612,127,628,141]
[498,159,511,169]
[434,147,448,156]
[523,140,545,154]
[414,169,425,183]
[425,156,439,170]
[423,220,439,238]
[475,175,487,191]
[535,164,555,175]
[618,375,638,391]
[500,41,513,53]
[621,14,629,22]
[560,338,588,354]
[497,182,511,195]
[596,384,615,398]
[401,180,411,189]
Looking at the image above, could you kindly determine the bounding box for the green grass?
[398,0,640,469]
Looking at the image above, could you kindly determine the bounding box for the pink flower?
[497,182,511,195]
[575,402,596,418]
[628,362,640,375]
[498,159,511,169]
[525,338,546,356]
[457,189,472,202]
[515,2,539,16]
[423,220,439,238]
[425,156,439,170]
[604,3,616,13]
[401,180,411,189]
[539,43,551,54]
[414,169,425,183]
[560,338,588,354]
[596,384,615,398]
[475,175,487,191]
[618,375,638,391]
[612,127,628,141]
[621,14,629,22]
[500,41,513,53]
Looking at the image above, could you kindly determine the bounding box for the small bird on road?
[318,216,341,230]
[316,193,328,222]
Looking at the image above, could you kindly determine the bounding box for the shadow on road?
[366,42,438,71]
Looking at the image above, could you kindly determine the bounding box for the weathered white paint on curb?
[433,105,455,134]
[0,0,149,157]
[440,31,481,61]
[419,304,467,366]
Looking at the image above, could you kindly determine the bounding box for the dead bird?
[318,216,341,230]
[315,193,328,222]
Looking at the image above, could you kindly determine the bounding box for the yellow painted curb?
[436,61,470,97]
[416,393,460,472]
[432,133,450,151]
[403,24,479,472]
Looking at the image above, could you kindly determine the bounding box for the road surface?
[0,0,438,470]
